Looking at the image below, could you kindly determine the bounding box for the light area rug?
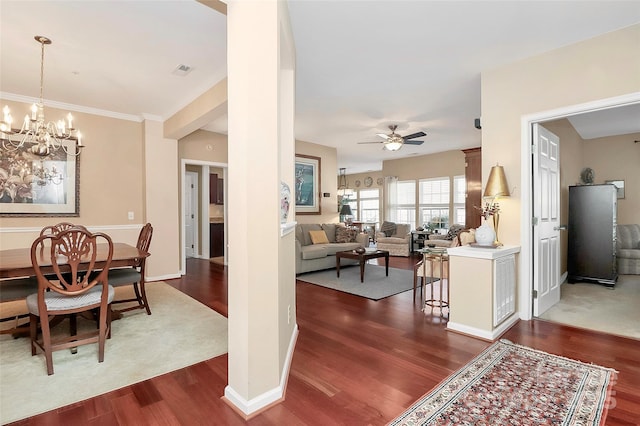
[539,274,640,339]
[210,256,225,265]
[0,282,228,424]
[297,265,425,300]
[390,339,617,426]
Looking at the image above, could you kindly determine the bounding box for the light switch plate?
[128,211,134,220]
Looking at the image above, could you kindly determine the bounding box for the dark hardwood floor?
[9,256,640,425]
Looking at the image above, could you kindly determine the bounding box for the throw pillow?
[336,226,358,243]
[309,230,330,244]
[445,225,465,240]
[380,221,396,237]
[321,223,338,243]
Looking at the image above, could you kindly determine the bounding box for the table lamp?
[483,164,510,246]
[340,203,353,226]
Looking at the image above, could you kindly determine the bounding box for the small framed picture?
[605,180,625,199]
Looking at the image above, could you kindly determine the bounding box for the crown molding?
[0,92,143,122]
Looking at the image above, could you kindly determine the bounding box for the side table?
[419,247,449,317]
[411,230,432,253]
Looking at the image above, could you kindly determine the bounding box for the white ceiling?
[1,1,639,174]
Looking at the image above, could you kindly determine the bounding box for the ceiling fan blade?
[358,141,384,144]
[404,140,424,145]
[376,133,390,140]
[403,131,426,140]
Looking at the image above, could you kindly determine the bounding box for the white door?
[184,172,198,258]
[533,124,561,316]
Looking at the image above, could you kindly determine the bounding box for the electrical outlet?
[128,211,134,220]
[287,305,291,325]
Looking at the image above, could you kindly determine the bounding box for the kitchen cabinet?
[210,223,224,257]
[209,174,224,205]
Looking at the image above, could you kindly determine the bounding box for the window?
[389,180,416,225]
[358,189,380,224]
[453,175,466,226]
[419,177,450,230]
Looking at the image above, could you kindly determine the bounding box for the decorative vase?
[475,221,496,246]
[280,181,291,223]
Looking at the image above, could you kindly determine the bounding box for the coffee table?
[336,249,390,283]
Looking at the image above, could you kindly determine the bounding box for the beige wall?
[0,99,145,250]
[583,132,640,225]
[481,24,640,247]
[343,150,466,226]
[0,100,144,229]
[294,140,340,224]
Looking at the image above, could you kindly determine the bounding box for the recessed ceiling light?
[172,64,193,76]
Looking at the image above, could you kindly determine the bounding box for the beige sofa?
[425,224,467,249]
[295,223,369,274]
[617,224,640,274]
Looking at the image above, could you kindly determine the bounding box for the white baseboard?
[147,273,181,282]
[224,324,299,416]
[447,315,519,341]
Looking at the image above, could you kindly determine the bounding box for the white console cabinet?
[446,245,520,341]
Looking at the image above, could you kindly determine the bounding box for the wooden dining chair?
[26,228,114,375]
[0,223,87,336]
[40,222,88,237]
[109,223,153,315]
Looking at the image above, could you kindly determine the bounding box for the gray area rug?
[0,282,228,424]
[297,265,424,300]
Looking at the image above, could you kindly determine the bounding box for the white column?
[224,0,297,416]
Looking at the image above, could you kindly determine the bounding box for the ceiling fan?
[358,124,426,151]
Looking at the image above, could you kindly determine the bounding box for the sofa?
[426,224,467,248]
[295,223,369,274]
[616,224,640,274]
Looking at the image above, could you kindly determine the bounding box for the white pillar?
[224,0,297,416]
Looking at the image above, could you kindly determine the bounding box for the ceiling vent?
[172,64,193,76]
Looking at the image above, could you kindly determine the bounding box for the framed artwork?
[0,138,80,216]
[295,154,321,215]
[605,180,625,199]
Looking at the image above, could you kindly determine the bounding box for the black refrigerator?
[567,184,617,287]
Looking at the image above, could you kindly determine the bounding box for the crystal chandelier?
[0,36,83,157]
[337,167,354,197]
[32,160,64,186]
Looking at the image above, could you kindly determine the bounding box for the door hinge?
[532,217,539,226]
[191,214,194,219]
[191,184,194,189]
[533,289,538,299]
[531,144,536,155]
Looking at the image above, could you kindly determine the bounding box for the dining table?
[0,242,149,335]
[0,243,148,280]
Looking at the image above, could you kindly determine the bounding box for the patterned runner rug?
[390,339,616,426]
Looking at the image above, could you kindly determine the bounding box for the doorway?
[180,159,228,275]
[521,92,640,323]
[185,171,199,258]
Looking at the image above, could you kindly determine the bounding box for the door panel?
[533,124,561,316]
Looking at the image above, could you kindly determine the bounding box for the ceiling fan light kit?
[358,124,426,151]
